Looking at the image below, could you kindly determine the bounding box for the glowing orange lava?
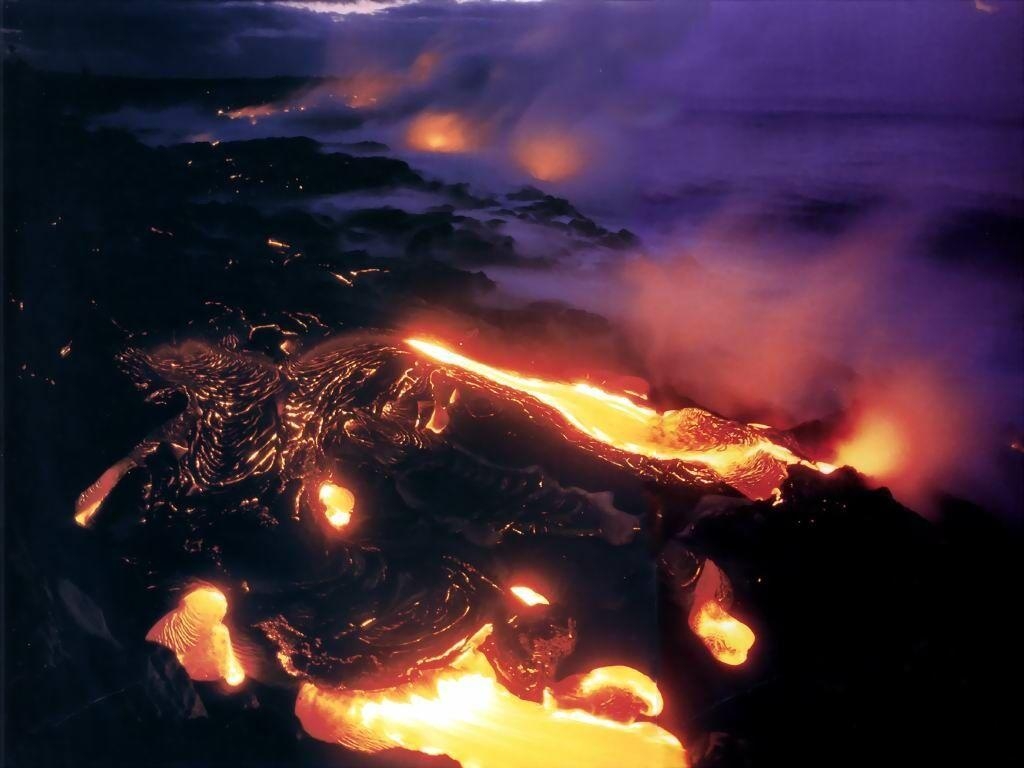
[146,587,245,686]
[295,625,687,768]
[510,585,551,607]
[319,481,355,529]
[405,338,828,498]
[406,112,476,153]
[688,560,755,666]
[514,133,585,182]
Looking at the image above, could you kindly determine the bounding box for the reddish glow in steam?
[617,227,1017,512]
[514,132,585,182]
[406,112,478,153]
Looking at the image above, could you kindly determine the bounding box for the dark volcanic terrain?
[3,64,1019,768]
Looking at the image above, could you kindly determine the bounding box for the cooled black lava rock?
[663,466,1014,768]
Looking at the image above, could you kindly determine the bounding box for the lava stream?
[406,338,830,498]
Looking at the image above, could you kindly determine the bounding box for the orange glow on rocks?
[510,585,550,607]
[405,337,829,498]
[406,112,476,153]
[295,625,687,768]
[514,133,585,182]
[319,481,355,529]
[688,561,755,666]
[146,587,246,686]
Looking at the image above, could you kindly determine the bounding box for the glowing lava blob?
[318,481,355,529]
[510,585,551,607]
[146,587,245,686]
[295,626,687,768]
[688,561,755,666]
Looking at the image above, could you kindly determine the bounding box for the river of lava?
[406,338,831,499]
[295,625,687,768]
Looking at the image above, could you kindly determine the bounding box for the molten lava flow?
[146,587,245,686]
[295,625,687,768]
[688,560,755,666]
[514,133,585,182]
[405,338,827,498]
[319,481,355,529]
[510,585,550,607]
[406,112,476,153]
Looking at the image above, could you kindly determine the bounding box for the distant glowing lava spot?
[514,133,585,182]
[319,482,355,529]
[406,112,476,153]
[224,103,278,122]
[146,587,245,687]
[688,560,755,666]
[509,585,550,607]
[295,625,687,768]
